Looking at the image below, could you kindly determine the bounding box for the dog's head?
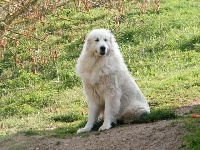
[84,29,115,56]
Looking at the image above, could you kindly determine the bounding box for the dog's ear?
[85,34,92,45]
[86,37,91,44]
[107,30,116,44]
[106,29,112,33]
[106,29,113,37]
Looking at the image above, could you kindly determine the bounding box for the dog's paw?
[77,127,91,134]
[98,124,111,131]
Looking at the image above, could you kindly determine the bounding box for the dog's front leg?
[77,100,99,134]
[99,93,120,131]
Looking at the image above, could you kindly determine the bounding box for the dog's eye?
[95,38,99,42]
[104,39,108,42]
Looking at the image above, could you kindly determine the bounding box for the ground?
[1,101,200,150]
[0,120,185,150]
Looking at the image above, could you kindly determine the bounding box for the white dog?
[76,29,150,134]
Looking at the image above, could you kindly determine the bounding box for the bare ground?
[0,99,200,150]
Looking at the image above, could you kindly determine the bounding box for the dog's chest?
[94,74,118,93]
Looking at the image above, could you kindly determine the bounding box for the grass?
[179,106,200,150]
[0,0,200,149]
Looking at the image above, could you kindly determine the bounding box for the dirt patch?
[63,120,185,150]
[1,100,200,150]
[0,120,186,150]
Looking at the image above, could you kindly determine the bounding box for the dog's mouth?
[95,50,106,56]
[100,51,106,55]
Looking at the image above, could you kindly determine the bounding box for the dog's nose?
[100,46,106,51]
[100,46,106,55]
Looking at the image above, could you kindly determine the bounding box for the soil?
[0,99,200,150]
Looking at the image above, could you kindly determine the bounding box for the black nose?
[100,46,106,55]
[100,46,106,51]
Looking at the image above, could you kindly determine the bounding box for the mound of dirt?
[0,120,185,150]
[63,120,185,150]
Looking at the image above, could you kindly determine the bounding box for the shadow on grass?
[22,120,87,138]
[179,35,200,52]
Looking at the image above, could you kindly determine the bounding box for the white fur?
[76,29,150,134]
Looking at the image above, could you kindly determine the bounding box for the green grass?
[0,0,200,149]
[179,106,200,150]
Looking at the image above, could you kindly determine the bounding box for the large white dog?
[76,29,150,134]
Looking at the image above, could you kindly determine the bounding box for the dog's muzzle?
[100,46,106,55]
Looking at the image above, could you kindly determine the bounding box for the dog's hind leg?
[120,107,150,123]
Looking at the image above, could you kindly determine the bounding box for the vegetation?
[180,106,200,150]
[0,0,199,149]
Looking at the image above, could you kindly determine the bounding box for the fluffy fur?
[76,29,150,134]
